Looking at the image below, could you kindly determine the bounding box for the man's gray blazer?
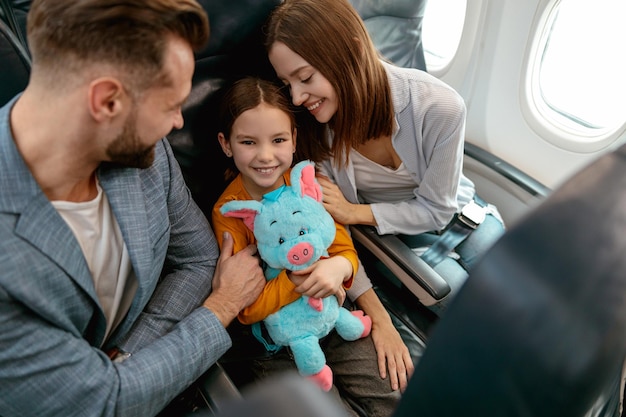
[0,97,232,417]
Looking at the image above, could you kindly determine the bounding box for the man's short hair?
[27,0,209,91]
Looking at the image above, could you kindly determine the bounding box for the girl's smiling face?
[269,41,338,124]
[219,102,296,200]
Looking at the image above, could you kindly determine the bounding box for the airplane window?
[535,0,626,135]
[422,0,467,71]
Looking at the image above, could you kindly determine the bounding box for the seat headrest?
[0,19,30,107]
[167,0,282,217]
[350,0,425,20]
[195,0,281,59]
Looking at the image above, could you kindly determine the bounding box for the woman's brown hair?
[265,0,394,167]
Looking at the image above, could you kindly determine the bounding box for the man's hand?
[203,232,265,327]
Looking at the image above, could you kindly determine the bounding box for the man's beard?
[106,111,156,169]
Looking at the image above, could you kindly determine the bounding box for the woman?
[265,0,505,398]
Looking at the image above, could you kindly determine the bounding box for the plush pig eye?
[279,237,285,244]
[299,229,307,236]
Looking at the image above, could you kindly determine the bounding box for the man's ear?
[88,77,125,122]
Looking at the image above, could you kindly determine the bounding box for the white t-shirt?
[52,181,137,343]
[351,149,417,203]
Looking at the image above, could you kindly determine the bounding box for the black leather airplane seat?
[166,0,281,216]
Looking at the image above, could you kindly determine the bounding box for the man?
[0,0,266,416]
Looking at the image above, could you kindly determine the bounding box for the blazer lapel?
[98,165,153,327]
[1,118,99,307]
[15,195,99,301]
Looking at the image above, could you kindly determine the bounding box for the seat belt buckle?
[458,199,486,229]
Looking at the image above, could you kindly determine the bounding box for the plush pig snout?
[287,242,314,265]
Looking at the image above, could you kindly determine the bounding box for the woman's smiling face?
[268,41,338,124]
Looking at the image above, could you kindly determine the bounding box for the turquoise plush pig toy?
[220,160,371,391]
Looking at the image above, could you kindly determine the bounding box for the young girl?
[211,77,402,417]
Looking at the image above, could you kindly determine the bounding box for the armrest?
[463,142,550,228]
[464,143,549,198]
[212,372,349,417]
[195,362,242,415]
[350,225,451,305]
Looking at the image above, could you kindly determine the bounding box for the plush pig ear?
[220,200,264,232]
[291,160,322,202]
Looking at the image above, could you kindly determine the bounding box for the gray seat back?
[349,0,427,70]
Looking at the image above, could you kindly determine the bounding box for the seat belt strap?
[421,196,487,268]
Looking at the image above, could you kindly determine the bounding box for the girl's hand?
[288,256,352,302]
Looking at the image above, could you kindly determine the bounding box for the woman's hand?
[355,288,414,392]
[317,176,356,224]
[371,317,414,392]
[317,175,376,226]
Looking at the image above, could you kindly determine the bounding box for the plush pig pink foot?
[308,297,323,311]
[352,310,372,338]
[308,364,333,392]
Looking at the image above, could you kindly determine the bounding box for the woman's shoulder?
[381,59,445,84]
[382,61,465,114]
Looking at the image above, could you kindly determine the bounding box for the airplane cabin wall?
[431,0,626,190]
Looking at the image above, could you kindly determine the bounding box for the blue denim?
[391,209,505,314]
[454,212,506,271]
[399,212,505,272]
